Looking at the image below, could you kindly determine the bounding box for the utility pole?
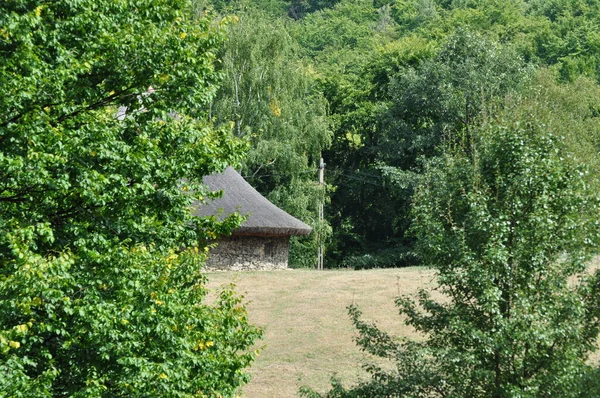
[317,158,325,270]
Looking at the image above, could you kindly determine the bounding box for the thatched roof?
[191,167,312,237]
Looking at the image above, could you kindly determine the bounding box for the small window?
[264,242,274,258]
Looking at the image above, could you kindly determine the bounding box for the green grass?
[205,260,600,398]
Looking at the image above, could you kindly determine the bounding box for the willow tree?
[0,1,260,396]
[211,10,331,267]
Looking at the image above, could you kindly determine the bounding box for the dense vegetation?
[194,0,600,269]
[197,0,600,395]
[3,0,600,396]
[0,1,260,396]
[303,104,600,397]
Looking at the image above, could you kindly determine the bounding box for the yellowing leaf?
[269,100,281,117]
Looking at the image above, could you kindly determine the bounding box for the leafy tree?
[287,0,342,19]
[385,30,527,165]
[210,11,332,267]
[325,30,528,268]
[292,0,429,268]
[193,0,289,18]
[404,120,600,396]
[308,113,600,397]
[504,69,600,190]
[293,0,382,57]
[0,0,260,396]
[418,0,600,83]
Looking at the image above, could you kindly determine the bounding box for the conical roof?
[191,167,312,237]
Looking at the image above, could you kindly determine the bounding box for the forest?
[191,0,600,270]
[1,0,600,396]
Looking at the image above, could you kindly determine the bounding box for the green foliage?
[325,30,527,268]
[201,0,600,271]
[193,0,341,19]
[405,120,600,396]
[293,0,382,56]
[0,0,260,395]
[193,0,290,18]
[211,11,332,267]
[428,0,600,81]
[0,236,260,397]
[1,0,247,252]
[292,0,433,268]
[580,364,600,398]
[315,114,600,396]
[385,29,528,166]
[505,69,600,187]
[287,0,343,19]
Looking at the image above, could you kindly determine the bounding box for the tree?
[308,114,600,397]
[0,0,260,396]
[210,10,332,267]
[503,69,600,189]
[404,119,600,396]
[322,29,527,268]
[292,0,427,268]
[287,0,342,19]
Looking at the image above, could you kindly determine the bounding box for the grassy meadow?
[205,259,600,398]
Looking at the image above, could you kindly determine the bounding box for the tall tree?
[324,30,528,268]
[0,0,260,396]
[211,11,332,267]
[403,119,600,396]
[307,112,600,397]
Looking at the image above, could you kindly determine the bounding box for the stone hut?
[191,167,312,271]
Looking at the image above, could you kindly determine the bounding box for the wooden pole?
[318,158,325,270]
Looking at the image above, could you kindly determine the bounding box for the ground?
[205,259,600,398]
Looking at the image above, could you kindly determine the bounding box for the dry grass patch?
[206,267,435,397]
[205,259,600,398]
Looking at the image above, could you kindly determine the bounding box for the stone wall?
[205,236,290,271]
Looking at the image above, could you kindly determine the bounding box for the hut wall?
[205,236,289,271]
